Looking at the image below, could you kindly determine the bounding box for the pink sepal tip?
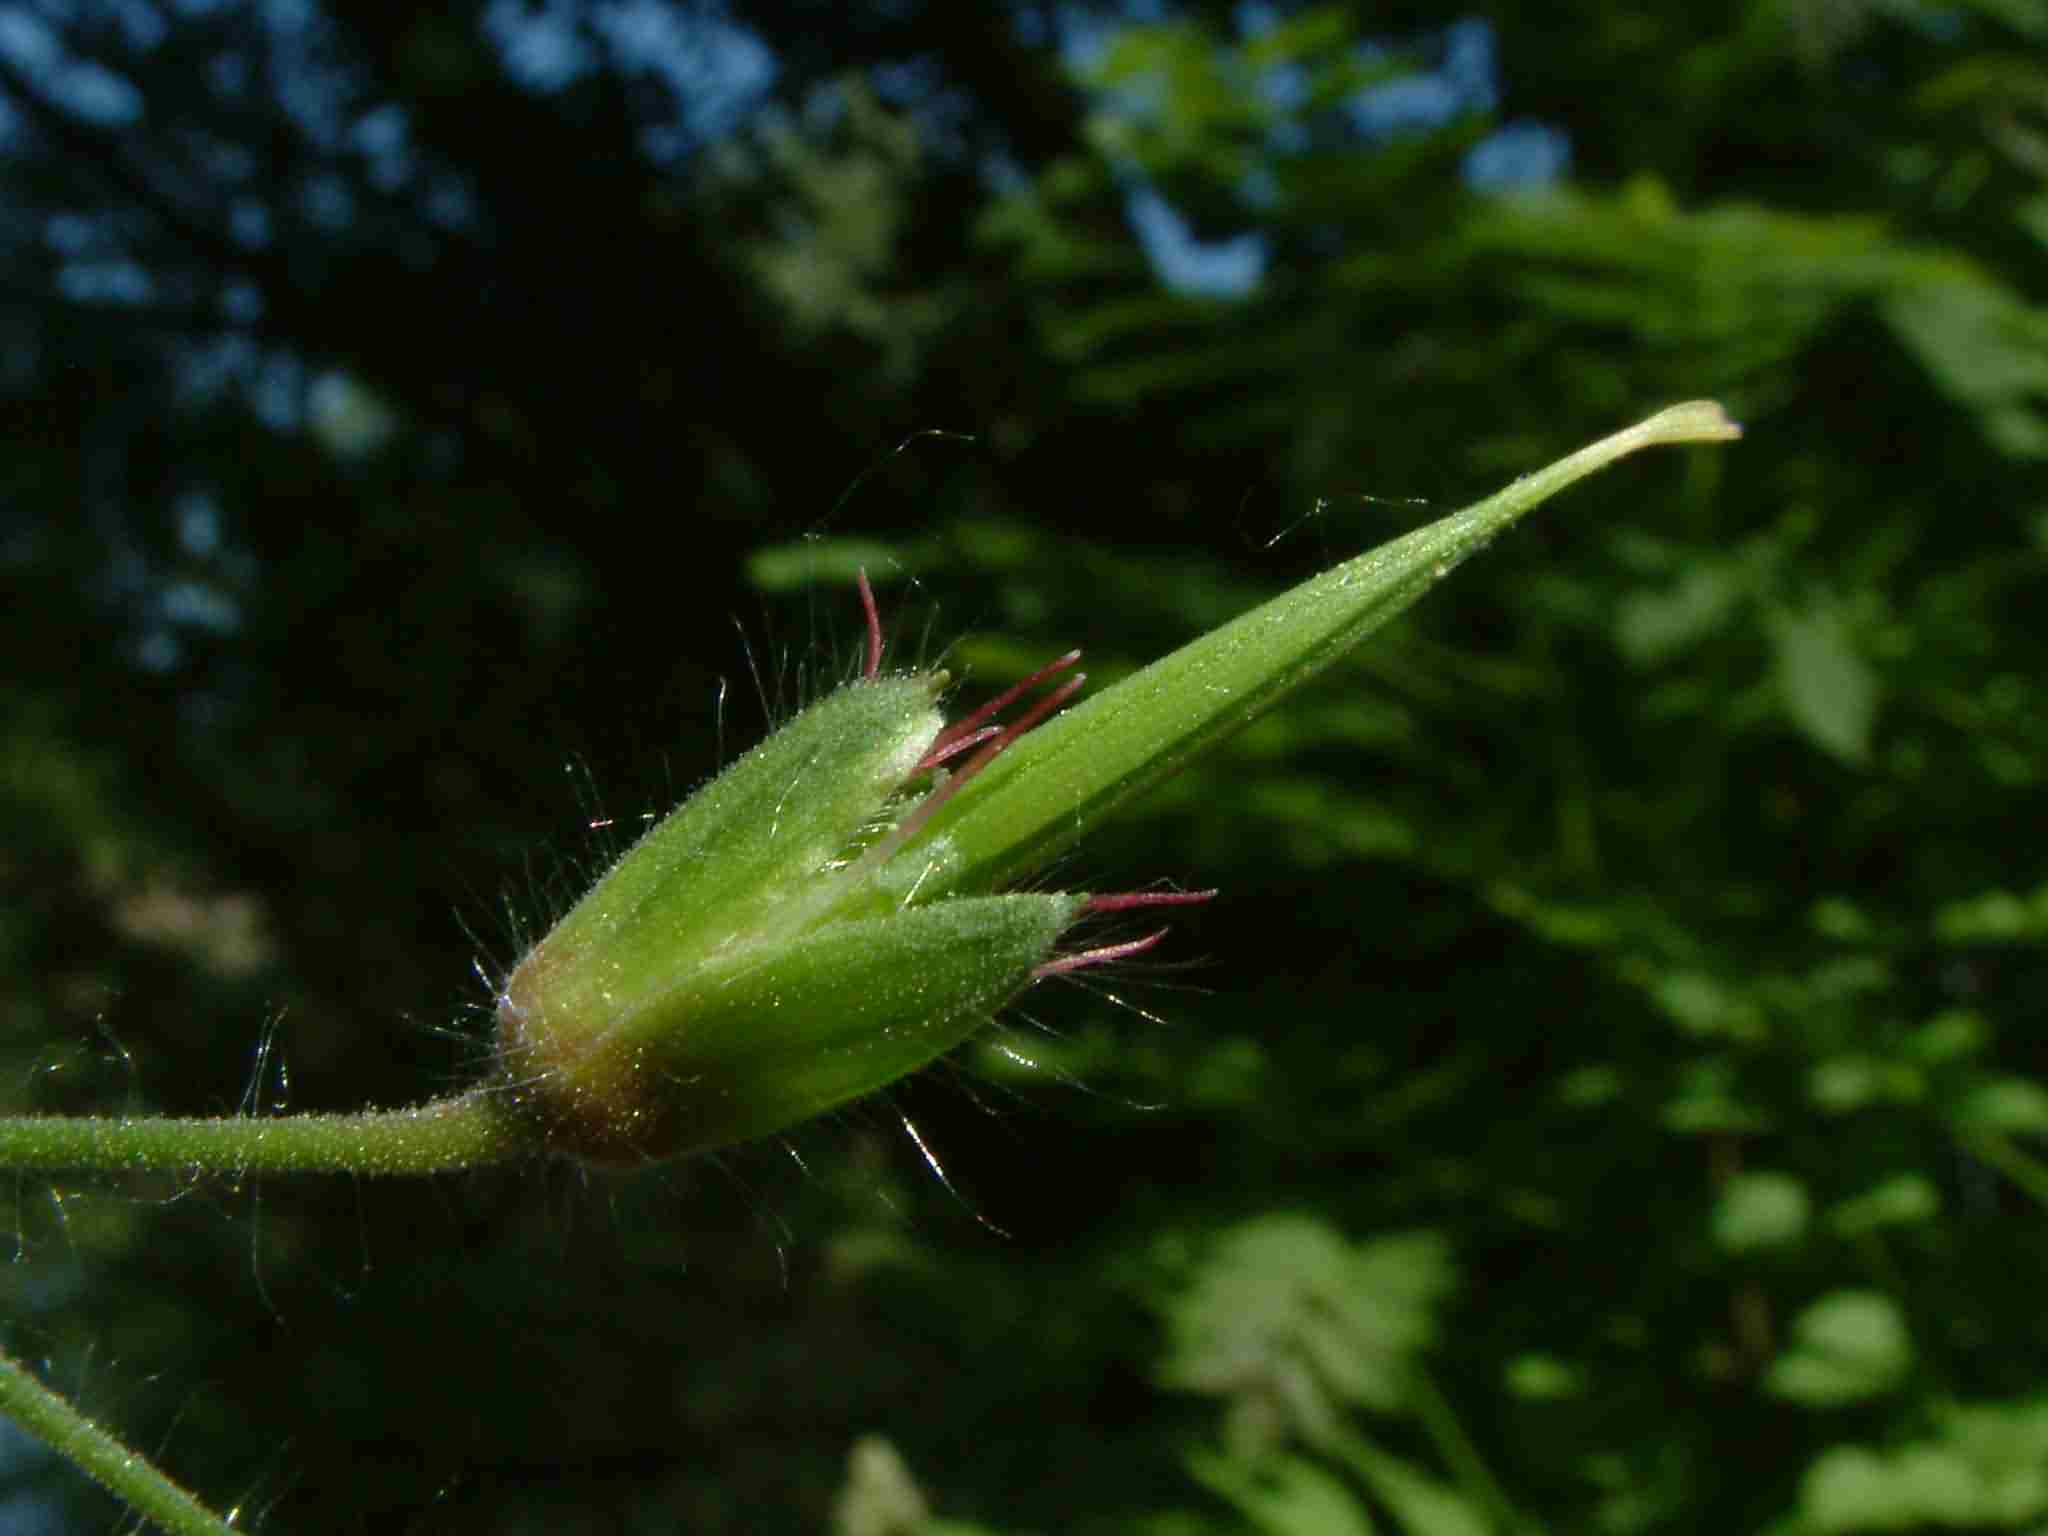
[951,672,1085,776]
[880,666,1087,861]
[1035,928,1170,979]
[915,725,1003,773]
[1083,888,1218,915]
[927,649,1083,756]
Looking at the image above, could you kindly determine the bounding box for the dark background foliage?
[3,2,2046,1532]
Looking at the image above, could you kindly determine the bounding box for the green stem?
[0,1089,536,1175]
[0,1346,237,1536]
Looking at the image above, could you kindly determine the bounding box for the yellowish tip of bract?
[1641,399,1743,444]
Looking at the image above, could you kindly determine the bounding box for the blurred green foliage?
[1,1,2046,1533]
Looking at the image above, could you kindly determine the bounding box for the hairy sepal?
[503,893,1083,1166]
[506,676,943,1033]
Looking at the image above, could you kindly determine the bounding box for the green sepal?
[503,893,1084,1165]
[507,674,944,1041]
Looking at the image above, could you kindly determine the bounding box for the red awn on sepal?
[861,570,1214,975]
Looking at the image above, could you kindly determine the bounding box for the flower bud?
[493,403,1739,1167]
[494,673,1088,1165]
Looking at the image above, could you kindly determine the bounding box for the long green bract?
[910,403,1740,898]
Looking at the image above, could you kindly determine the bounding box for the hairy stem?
[0,1090,536,1176]
[0,1346,239,1536]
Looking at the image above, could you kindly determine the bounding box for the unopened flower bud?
[494,402,1739,1167]
[494,668,1100,1166]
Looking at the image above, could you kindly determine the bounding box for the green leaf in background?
[1935,884,2048,944]
[1768,600,1880,766]
[1334,1434,1490,1536]
[1827,1175,1942,1237]
[747,535,927,592]
[1157,1218,1457,1436]
[1767,1292,1913,1407]
[1798,1398,2048,1532]
[1809,1056,1923,1115]
[1653,971,1766,1041]
[1503,1353,1588,1401]
[1188,1451,1382,1536]
[1883,264,2048,459]
[1801,1444,1967,1533]
[1906,1009,1990,1066]
[1954,1077,2048,1136]
[832,1436,933,1536]
[1614,564,1742,667]
[1712,1171,1811,1253]
[1665,1059,1774,1134]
